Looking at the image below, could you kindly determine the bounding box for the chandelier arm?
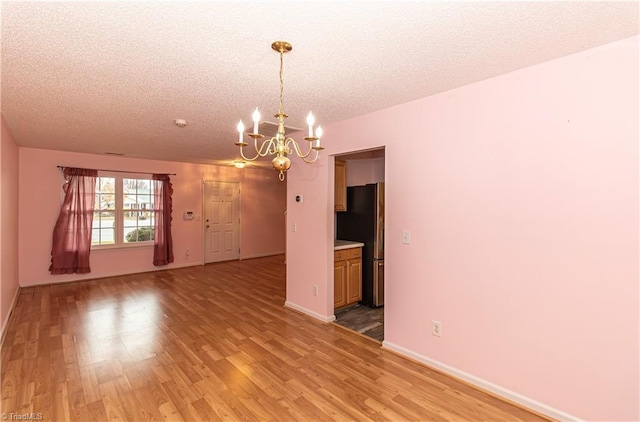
[255,137,273,157]
[268,137,279,155]
[256,138,278,157]
[238,138,277,161]
[299,149,320,164]
[285,137,315,160]
[238,145,261,162]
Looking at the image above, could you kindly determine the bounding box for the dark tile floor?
[334,304,384,342]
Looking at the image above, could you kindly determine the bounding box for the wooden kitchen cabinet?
[334,159,347,212]
[334,259,348,309]
[334,247,362,309]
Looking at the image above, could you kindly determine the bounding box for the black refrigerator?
[336,183,384,307]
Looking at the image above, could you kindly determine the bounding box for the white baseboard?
[1,285,21,346]
[382,341,584,422]
[284,301,336,323]
[22,262,202,287]
[240,251,285,260]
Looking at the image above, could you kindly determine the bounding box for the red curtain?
[49,167,98,274]
[152,174,174,266]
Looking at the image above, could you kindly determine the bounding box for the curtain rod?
[57,166,176,176]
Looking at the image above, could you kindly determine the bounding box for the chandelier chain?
[279,50,285,116]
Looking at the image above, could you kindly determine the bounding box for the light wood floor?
[1,255,550,421]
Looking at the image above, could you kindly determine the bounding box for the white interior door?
[204,181,240,263]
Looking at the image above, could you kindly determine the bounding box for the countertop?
[334,239,365,250]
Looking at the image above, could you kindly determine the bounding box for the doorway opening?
[332,148,385,342]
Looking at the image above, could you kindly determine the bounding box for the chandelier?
[235,41,324,181]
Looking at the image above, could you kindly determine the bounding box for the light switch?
[402,230,411,244]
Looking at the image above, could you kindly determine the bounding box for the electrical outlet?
[313,285,319,296]
[402,230,411,244]
[292,222,297,232]
[432,320,442,337]
[186,249,190,257]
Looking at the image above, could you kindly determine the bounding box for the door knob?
[206,225,210,229]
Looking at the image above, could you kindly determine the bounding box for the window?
[92,175,155,247]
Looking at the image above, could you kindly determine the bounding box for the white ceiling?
[2,1,638,168]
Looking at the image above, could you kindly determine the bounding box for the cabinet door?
[334,260,347,309]
[347,258,362,304]
[334,160,347,212]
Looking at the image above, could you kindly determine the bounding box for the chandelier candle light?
[235,41,324,181]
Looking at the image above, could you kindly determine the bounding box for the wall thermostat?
[295,195,303,203]
[184,211,195,220]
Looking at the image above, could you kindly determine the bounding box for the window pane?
[95,177,116,211]
[98,177,115,192]
[92,210,115,245]
[123,209,154,243]
[95,210,115,221]
[124,226,154,243]
[99,229,115,245]
[123,178,137,194]
[124,210,140,225]
[123,178,152,192]
[97,193,114,210]
[137,179,151,191]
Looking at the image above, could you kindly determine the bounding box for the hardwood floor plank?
[289,378,367,421]
[65,377,85,410]
[201,392,244,421]
[157,399,184,421]
[391,393,450,421]
[1,255,551,421]
[121,387,163,421]
[84,399,108,422]
[52,382,70,422]
[191,397,221,421]
[289,395,334,421]
[100,392,128,422]
[79,365,100,405]
[216,388,267,421]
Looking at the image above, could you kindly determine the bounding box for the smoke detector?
[174,119,187,128]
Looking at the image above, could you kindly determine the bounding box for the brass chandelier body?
[235,41,324,181]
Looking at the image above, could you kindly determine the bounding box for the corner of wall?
[1,114,21,337]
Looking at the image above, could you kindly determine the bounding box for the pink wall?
[1,115,20,336]
[286,36,639,421]
[19,148,285,286]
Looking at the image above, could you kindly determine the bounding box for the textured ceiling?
[2,1,638,168]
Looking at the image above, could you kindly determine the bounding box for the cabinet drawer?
[335,247,362,261]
